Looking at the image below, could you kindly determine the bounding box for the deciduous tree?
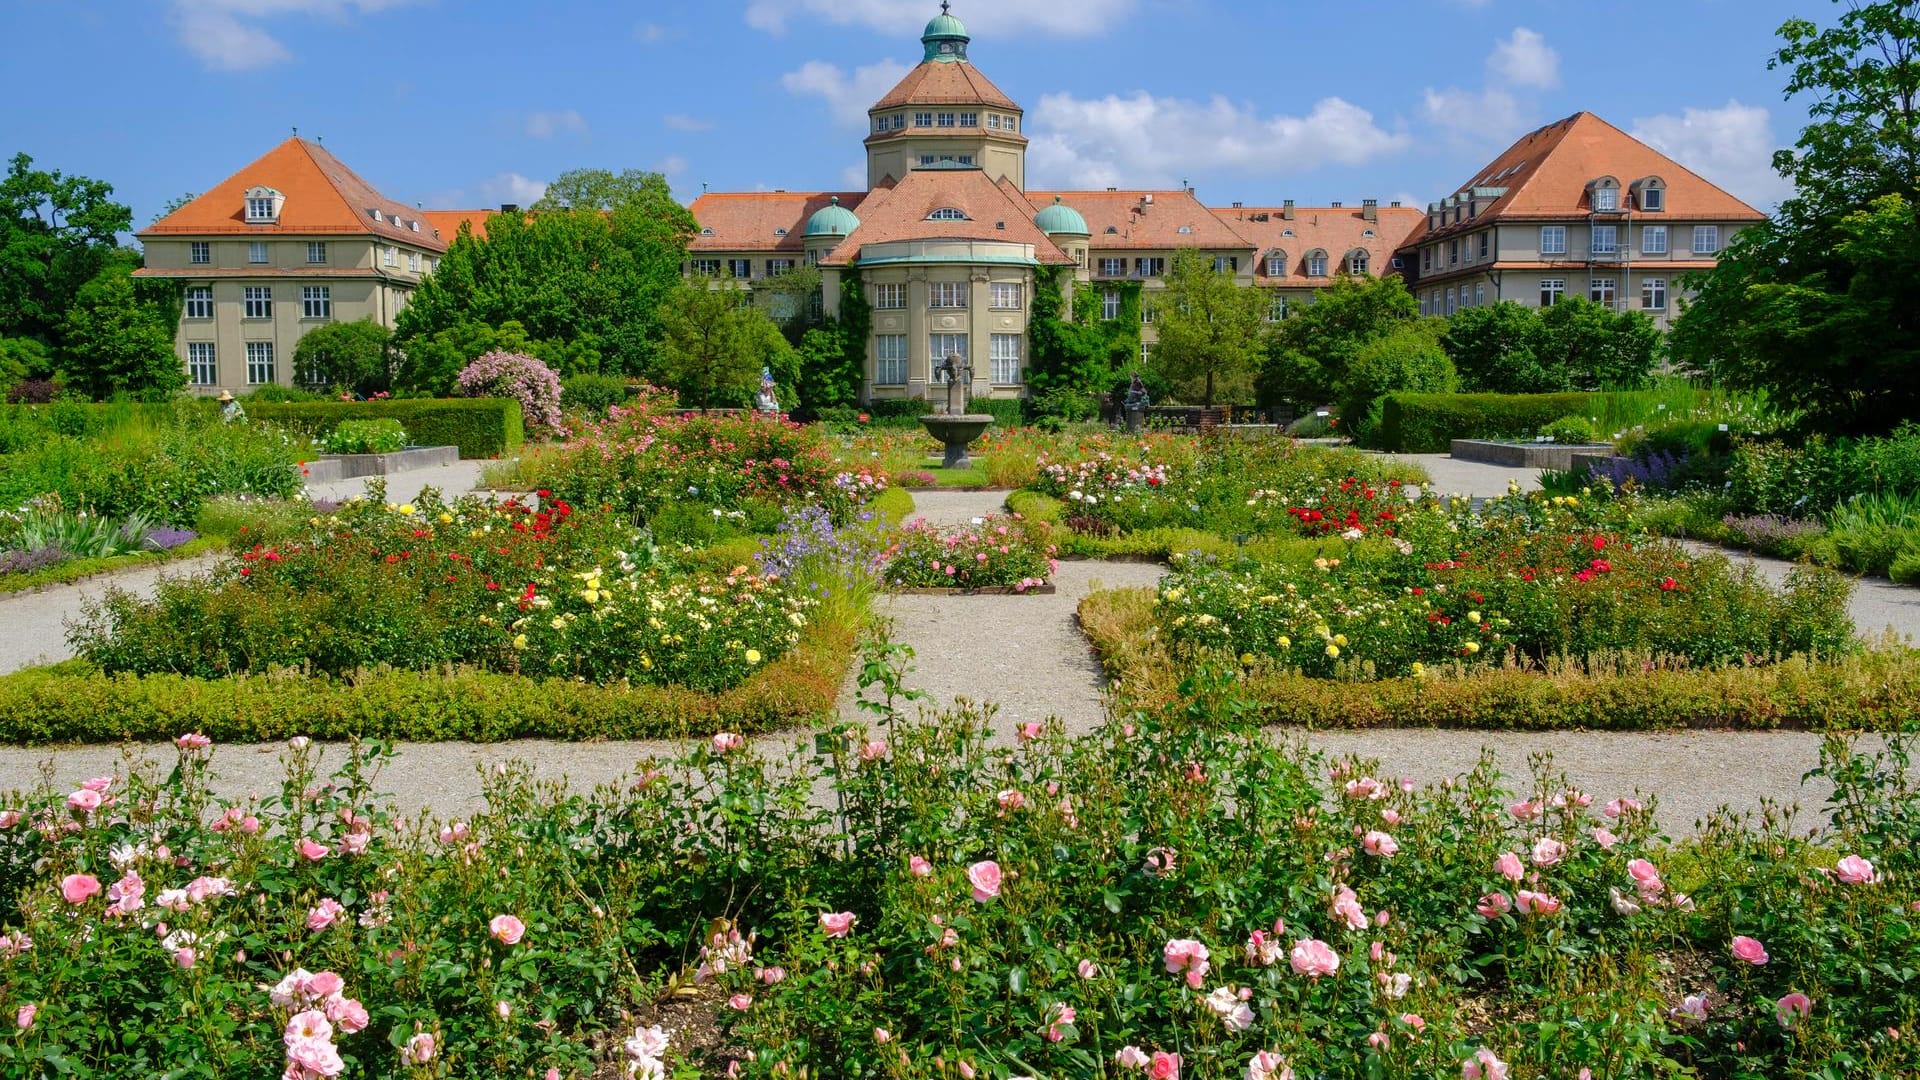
[1147,249,1266,407]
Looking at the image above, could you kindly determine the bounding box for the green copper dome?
[922,3,969,62]
[1034,196,1089,235]
[804,196,860,237]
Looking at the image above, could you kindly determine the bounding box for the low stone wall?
[1450,439,1613,470]
[302,445,461,484]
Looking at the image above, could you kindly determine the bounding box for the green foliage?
[1726,423,1920,516]
[291,318,392,396]
[1376,392,1598,452]
[1542,415,1601,443]
[56,258,183,400]
[657,283,795,410]
[320,418,408,455]
[558,372,631,418]
[793,324,860,418]
[1146,249,1268,406]
[1026,266,1135,401]
[0,335,53,386]
[247,399,523,457]
[1443,300,1662,394]
[1261,273,1419,408]
[0,152,133,346]
[1336,321,1456,439]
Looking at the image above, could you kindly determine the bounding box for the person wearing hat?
[217,389,247,424]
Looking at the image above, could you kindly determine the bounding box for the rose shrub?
[452,351,563,437]
[879,513,1057,590]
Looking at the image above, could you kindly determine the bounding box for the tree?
[1673,1,1920,434]
[1260,274,1418,409]
[293,319,392,396]
[1026,268,1136,410]
[0,153,133,345]
[153,193,196,224]
[1337,322,1457,438]
[1535,298,1661,390]
[1146,249,1267,407]
[1442,302,1555,393]
[58,260,183,400]
[658,283,795,410]
[533,169,680,214]
[787,275,867,418]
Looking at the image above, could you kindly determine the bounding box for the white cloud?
[634,21,677,45]
[1026,93,1409,189]
[424,172,549,209]
[168,0,418,70]
[841,163,868,189]
[524,110,587,139]
[657,155,690,177]
[1419,86,1525,144]
[1631,100,1792,209]
[663,113,714,132]
[780,59,913,128]
[1487,27,1558,89]
[747,0,1131,37]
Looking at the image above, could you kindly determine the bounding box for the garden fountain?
[918,353,995,469]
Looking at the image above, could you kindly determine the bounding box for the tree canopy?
[1,153,134,346]
[1146,250,1267,407]
[1260,274,1418,409]
[657,283,796,410]
[294,319,393,397]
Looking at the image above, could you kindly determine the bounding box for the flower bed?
[5,671,1911,1077]
[879,513,1057,591]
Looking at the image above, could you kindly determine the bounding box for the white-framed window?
[926,207,969,221]
[1447,240,1460,266]
[929,281,968,308]
[990,333,1021,384]
[408,252,420,272]
[187,342,216,386]
[1540,226,1567,255]
[871,282,905,309]
[765,258,795,275]
[1267,295,1288,322]
[1099,257,1125,277]
[1592,225,1618,254]
[1693,225,1719,254]
[246,197,275,222]
[1640,185,1664,212]
[986,114,1000,130]
[306,241,326,264]
[242,286,272,319]
[1134,257,1165,277]
[248,241,269,264]
[804,249,822,267]
[1213,255,1238,273]
[1478,232,1489,258]
[1004,115,1017,132]
[989,282,1022,309]
[245,341,275,385]
[183,286,213,319]
[1420,249,1432,272]
[1347,251,1369,275]
[1266,252,1287,276]
[383,246,397,267]
[1593,183,1619,212]
[1306,251,1328,276]
[875,334,907,385]
[1540,278,1565,306]
[1642,225,1668,254]
[959,111,977,127]
[189,241,210,264]
[689,258,721,276]
[1101,290,1120,320]
[914,112,933,127]
[1474,283,1486,307]
[1444,288,1457,315]
[1141,302,1156,325]
[928,333,967,375]
[726,258,752,279]
[1642,278,1667,310]
[936,111,956,127]
[302,286,331,319]
[1590,277,1616,305]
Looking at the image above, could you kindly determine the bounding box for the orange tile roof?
[1400,111,1765,249]
[420,209,497,243]
[819,167,1071,266]
[139,138,449,251]
[1216,205,1425,282]
[871,61,1019,111]
[687,191,871,253]
[1025,190,1254,250]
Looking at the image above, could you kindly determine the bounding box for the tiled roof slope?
[139,138,448,251]
[420,209,497,243]
[687,191,871,253]
[1404,111,1766,246]
[871,60,1020,111]
[1217,205,1424,282]
[1025,190,1253,250]
[820,167,1071,266]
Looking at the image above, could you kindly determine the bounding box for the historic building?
[140,5,1762,397]
[1395,111,1766,328]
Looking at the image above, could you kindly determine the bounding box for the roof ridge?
[290,138,368,232]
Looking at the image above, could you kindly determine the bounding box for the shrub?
[246,399,524,458]
[559,373,630,419]
[1337,324,1456,442]
[878,513,1056,589]
[291,318,392,396]
[4,378,57,404]
[1376,392,1596,452]
[454,351,562,436]
[319,418,407,455]
[1541,415,1600,444]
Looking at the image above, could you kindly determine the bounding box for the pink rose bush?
[453,350,563,436]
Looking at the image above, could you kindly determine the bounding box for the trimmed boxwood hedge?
[1080,586,1920,731]
[248,399,524,458]
[1375,392,1597,453]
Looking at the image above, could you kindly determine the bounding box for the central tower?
[863,5,1028,190]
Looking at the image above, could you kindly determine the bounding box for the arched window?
[1305,249,1328,277]
[926,207,970,221]
[1633,176,1666,212]
[1589,177,1621,212]
[1346,250,1370,276]
[1264,249,1288,277]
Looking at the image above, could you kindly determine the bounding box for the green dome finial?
[805,196,860,238]
[1034,195,1089,236]
[922,2,969,62]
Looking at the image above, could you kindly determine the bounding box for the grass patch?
[1080,586,1920,731]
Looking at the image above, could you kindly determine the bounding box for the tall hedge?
[248,399,524,458]
[1375,392,1596,452]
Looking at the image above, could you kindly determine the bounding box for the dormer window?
[926,207,969,221]
[1264,249,1287,276]
[1177,225,1193,234]
[700,227,715,236]
[1590,177,1621,212]
[1306,249,1328,276]
[409,221,420,233]
[1633,176,1666,212]
[1347,250,1370,275]
[367,208,381,221]
[243,185,284,224]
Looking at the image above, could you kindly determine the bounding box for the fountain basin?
[919,414,996,469]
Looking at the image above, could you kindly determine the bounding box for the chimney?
[500,203,519,213]
[1282,199,1295,220]
[1231,201,1242,208]
[1362,198,1378,222]
[1389,200,1402,208]
[1330,201,1343,208]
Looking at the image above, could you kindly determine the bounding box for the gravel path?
[304,459,492,506]
[0,554,223,674]
[1386,452,1542,498]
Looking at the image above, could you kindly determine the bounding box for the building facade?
[1394,112,1765,328]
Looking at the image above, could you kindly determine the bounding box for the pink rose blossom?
[1289,938,1339,978]
[1515,890,1563,916]
[284,1009,333,1046]
[1476,892,1511,918]
[66,789,102,814]
[1462,1048,1509,1080]
[1776,992,1813,1029]
[728,993,752,1011]
[1610,887,1642,916]
[325,996,368,1033]
[305,971,345,1001]
[0,811,18,828]
[1115,1047,1150,1070]
[1382,808,1402,826]
[1331,885,1367,931]
[1400,1012,1427,1032]
[1732,935,1769,965]
[1590,827,1618,850]
[1507,798,1541,821]
[403,1032,436,1064]
[174,733,211,751]
[490,914,526,945]
[1833,855,1877,885]
[1149,1051,1181,1079]
[1530,837,1567,867]
[81,776,111,793]
[1246,1050,1292,1080]
[1494,852,1524,881]
[296,838,328,862]
[1078,958,1100,979]
[1362,831,1399,858]
[1603,797,1643,819]
[757,966,787,985]
[1163,939,1211,988]
[495,1000,512,1021]
[60,874,100,904]
[1676,993,1709,1022]
[174,947,196,968]
[307,898,346,932]
[1016,722,1043,742]
[967,860,1003,903]
[820,912,856,937]
[909,855,932,877]
[15,1004,36,1030]
[996,789,1025,812]
[711,732,745,753]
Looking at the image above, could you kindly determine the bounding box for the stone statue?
[755,367,780,413]
[1122,373,1149,432]
[937,352,972,415]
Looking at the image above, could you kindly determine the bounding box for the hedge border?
[1079,586,1920,731]
[0,616,855,746]
[249,399,525,458]
[1376,392,1599,454]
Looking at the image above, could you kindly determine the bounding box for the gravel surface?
[1386,452,1542,498]
[0,554,223,674]
[303,459,492,506]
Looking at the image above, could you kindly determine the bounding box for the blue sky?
[2,0,1815,231]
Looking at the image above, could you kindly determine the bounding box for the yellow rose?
[1467,611,1482,625]
[1277,636,1291,648]
[1325,644,1341,659]
[1410,662,1425,677]
[438,512,453,524]
[397,503,416,516]
[1239,652,1255,665]
[550,616,567,630]
[580,589,600,604]
[1333,633,1348,647]
[512,634,528,650]
[1463,641,1481,654]
[744,648,762,664]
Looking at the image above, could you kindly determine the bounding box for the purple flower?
[144,527,199,552]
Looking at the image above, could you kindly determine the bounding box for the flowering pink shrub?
[879,513,1057,589]
[454,350,564,436]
